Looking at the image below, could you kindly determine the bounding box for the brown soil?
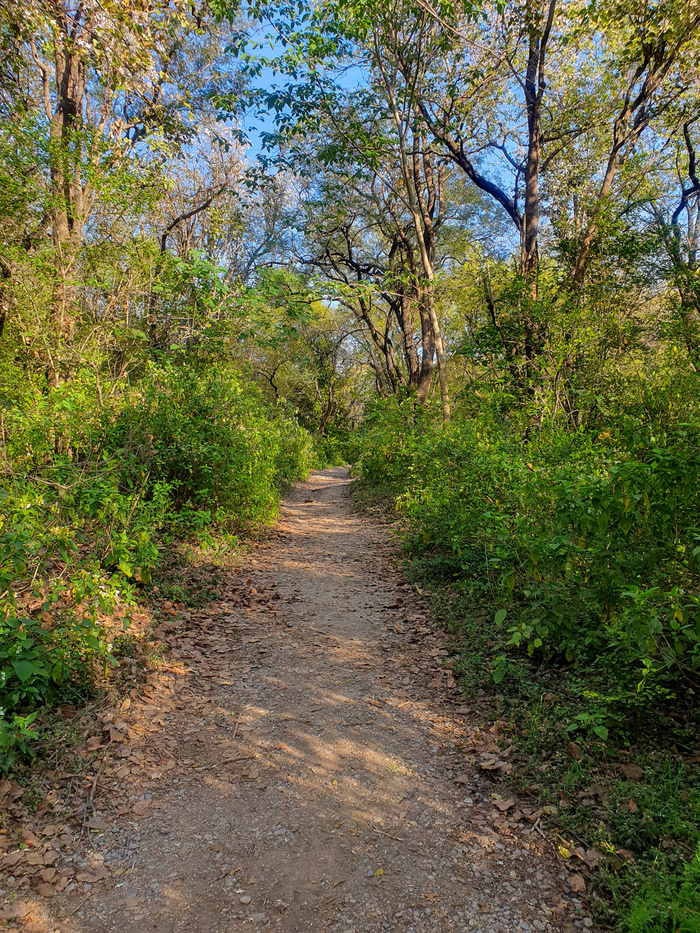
[1,468,590,933]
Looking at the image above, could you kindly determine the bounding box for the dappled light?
[2,470,572,932]
[3,2,700,930]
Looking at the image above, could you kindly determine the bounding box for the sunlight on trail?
[8,468,582,933]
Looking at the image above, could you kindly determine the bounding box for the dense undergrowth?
[351,397,700,931]
[0,360,317,771]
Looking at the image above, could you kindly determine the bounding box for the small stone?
[239,895,252,905]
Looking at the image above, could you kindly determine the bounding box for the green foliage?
[107,362,314,527]
[625,845,700,933]
[354,403,700,687]
[355,396,700,930]
[0,614,113,715]
[0,712,38,774]
[0,358,314,770]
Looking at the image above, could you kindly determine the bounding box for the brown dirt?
[1,468,590,933]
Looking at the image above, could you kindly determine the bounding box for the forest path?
[49,467,575,933]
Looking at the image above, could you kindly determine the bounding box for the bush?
[353,405,700,687]
[0,360,315,770]
[353,403,700,931]
[625,845,700,933]
[107,362,314,527]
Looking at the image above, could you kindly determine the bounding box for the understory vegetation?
[353,392,700,929]
[0,360,316,769]
[3,0,700,928]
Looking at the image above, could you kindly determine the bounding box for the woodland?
[0,0,700,929]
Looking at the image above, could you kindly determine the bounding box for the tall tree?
[1,0,240,383]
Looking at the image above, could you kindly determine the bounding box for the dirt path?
[21,468,585,932]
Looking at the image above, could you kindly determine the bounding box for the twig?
[81,743,112,845]
[371,826,404,842]
[66,894,92,918]
[194,755,257,771]
[232,713,243,739]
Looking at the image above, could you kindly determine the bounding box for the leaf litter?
[0,468,592,932]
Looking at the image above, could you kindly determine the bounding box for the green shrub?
[107,362,314,527]
[0,360,315,770]
[354,408,700,686]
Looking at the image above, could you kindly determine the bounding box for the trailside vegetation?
[0,0,355,771]
[2,0,700,928]
[229,0,700,927]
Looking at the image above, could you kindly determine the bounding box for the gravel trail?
[30,467,582,932]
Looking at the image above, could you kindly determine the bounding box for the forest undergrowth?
[0,360,323,773]
[351,397,700,932]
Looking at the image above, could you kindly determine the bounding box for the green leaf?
[494,608,507,625]
[11,659,36,683]
[593,725,609,741]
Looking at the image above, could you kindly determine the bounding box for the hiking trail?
[15,468,586,933]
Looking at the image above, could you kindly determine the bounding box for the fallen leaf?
[557,839,575,859]
[480,756,511,774]
[0,903,30,921]
[569,873,586,894]
[77,868,109,882]
[568,742,582,761]
[619,763,644,781]
[584,848,602,870]
[493,798,515,812]
[0,779,24,805]
[87,819,109,831]
[4,851,25,867]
